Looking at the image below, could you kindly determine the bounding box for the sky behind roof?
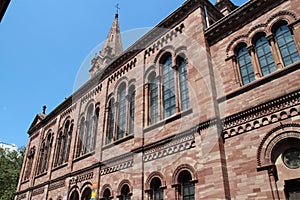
[0,0,246,147]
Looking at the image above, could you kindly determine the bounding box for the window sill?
[21,179,30,184]
[102,134,134,150]
[144,108,193,133]
[35,171,47,179]
[52,162,68,172]
[217,61,300,103]
[73,151,95,163]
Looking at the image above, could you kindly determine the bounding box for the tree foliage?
[0,147,25,200]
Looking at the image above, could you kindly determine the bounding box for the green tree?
[0,147,25,200]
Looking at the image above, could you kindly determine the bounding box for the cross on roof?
[115,4,120,14]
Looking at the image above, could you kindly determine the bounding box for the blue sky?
[0,0,246,147]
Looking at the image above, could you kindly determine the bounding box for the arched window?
[178,170,195,200]
[149,73,159,125]
[54,132,62,166]
[119,184,131,200]
[236,44,255,84]
[84,105,94,154]
[92,107,99,151]
[38,132,52,174]
[24,147,35,180]
[61,121,72,163]
[275,24,300,66]
[70,190,79,200]
[178,57,190,110]
[129,87,135,135]
[161,55,176,118]
[82,187,92,200]
[76,117,85,157]
[107,99,115,144]
[150,177,164,200]
[103,188,111,200]
[255,35,276,76]
[117,84,127,139]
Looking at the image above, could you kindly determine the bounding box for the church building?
[15,0,300,199]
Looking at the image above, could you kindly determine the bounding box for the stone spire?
[90,12,123,78]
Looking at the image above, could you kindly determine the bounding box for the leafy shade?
[0,147,25,200]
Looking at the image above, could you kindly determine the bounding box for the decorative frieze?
[101,153,134,176]
[144,23,185,59]
[143,131,195,162]
[31,187,44,196]
[16,193,26,200]
[48,180,65,191]
[61,103,77,119]
[81,84,102,105]
[70,171,94,184]
[223,90,300,138]
[108,58,137,84]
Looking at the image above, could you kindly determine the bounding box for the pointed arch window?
[178,170,195,200]
[236,44,255,85]
[275,24,300,66]
[255,35,276,76]
[92,107,99,151]
[107,99,115,144]
[60,120,72,164]
[70,191,79,200]
[117,84,127,139]
[178,57,190,110]
[54,131,63,166]
[162,55,176,118]
[82,187,92,200]
[129,87,135,135]
[24,147,35,180]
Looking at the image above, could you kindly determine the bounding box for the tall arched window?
[178,170,195,200]
[85,105,94,154]
[255,35,276,76]
[117,85,127,140]
[129,87,135,135]
[149,73,159,125]
[236,44,255,84]
[39,132,52,173]
[150,177,164,200]
[178,57,190,110]
[54,132,62,166]
[61,120,72,163]
[92,108,99,151]
[275,24,300,66]
[107,99,115,144]
[76,117,85,157]
[161,55,176,118]
[119,184,131,200]
[70,190,79,200]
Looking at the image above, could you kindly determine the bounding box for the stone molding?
[69,171,94,184]
[80,84,102,105]
[16,193,26,200]
[101,154,134,176]
[48,180,65,191]
[107,58,137,84]
[31,187,44,197]
[223,90,300,138]
[143,131,195,162]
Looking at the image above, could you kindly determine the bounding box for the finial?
[42,105,47,114]
[115,3,120,18]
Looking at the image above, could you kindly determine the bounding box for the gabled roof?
[28,113,46,134]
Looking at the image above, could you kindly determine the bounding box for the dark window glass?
[117,86,127,139]
[150,177,164,200]
[237,46,255,84]
[103,188,111,200]
[77,118,85,157]
[162,55,175,118]
[178,171,195,200]
[178,58,190,110]
[149,76,159,125]
[255,36,276,76]
[85,105,94,153]
[107,100,115,144]
[70,191,79,200]
[81,187,92,200]
[119,184,131,200]
[129,89,135,134]
[275,25,300,66]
